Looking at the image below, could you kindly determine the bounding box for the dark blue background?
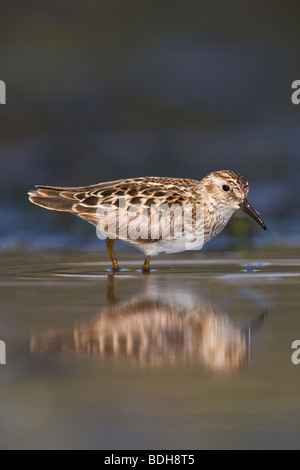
[0,1,299,250]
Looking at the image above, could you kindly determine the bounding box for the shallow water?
[0,249,300,449]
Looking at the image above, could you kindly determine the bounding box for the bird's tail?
[28,186,77,212]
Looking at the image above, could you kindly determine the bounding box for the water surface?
[0,249,300,449]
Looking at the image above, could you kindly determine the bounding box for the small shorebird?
[28,170,267,272]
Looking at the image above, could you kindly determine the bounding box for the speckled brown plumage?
[28,170,266,272]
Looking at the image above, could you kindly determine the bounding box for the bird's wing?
[72,178,195,242]
[29,177,198,240]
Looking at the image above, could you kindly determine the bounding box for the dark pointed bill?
[239,199,267,230]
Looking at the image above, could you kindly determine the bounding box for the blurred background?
[0,0,299,251]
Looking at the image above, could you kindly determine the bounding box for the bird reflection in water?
[31,278,267,372]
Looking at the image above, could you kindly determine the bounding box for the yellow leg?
[143,255,151,274]
[106,238,119,272]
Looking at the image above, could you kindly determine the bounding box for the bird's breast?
[203,209,235,243]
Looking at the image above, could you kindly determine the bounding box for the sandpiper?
[28,170,267,272]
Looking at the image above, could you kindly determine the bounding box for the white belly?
[131,236,205,257]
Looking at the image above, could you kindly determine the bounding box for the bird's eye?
[222,185,230,192]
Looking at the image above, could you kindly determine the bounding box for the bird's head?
[201,170,267,230]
